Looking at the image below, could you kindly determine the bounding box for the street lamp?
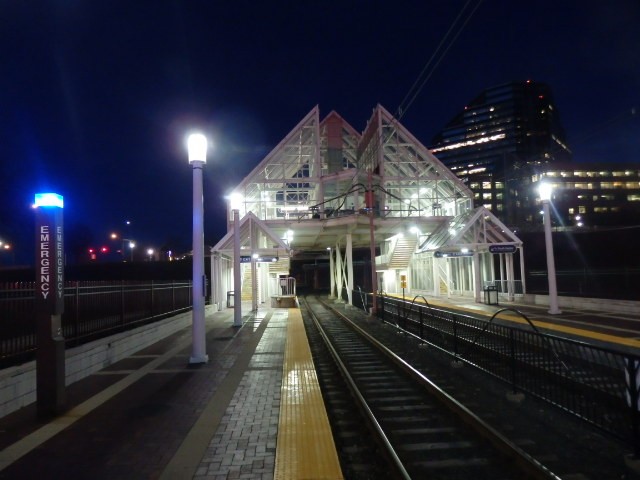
[539,182,561,314]
[188,132,208,364]
[111,233,135,261]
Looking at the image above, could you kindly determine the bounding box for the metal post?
[542,199,561,314]
[233,209,242,327]
[189,159,208,363]
[368,174,377,315]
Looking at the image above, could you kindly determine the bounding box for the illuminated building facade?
[210,105,525,308]
[525,163,640,229]
[430,80,572,226]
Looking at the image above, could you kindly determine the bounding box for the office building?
[430,80,572,226]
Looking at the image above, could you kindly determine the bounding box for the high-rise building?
[430,80,572,226]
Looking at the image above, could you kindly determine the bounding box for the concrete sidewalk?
[0,304,285,479]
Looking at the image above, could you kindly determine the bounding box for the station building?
[210,105,525,311]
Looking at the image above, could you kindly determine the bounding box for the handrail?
[462,307,571,372]
[373,293,640,451]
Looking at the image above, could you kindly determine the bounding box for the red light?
[101,246,109,253]
[538,95,544,99]
[88,248,94,253]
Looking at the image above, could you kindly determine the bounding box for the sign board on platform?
[489,245,517,254]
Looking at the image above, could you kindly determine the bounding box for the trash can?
[483,285,498,305]
[226,291,234,308]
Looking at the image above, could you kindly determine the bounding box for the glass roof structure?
[215,105,494,256]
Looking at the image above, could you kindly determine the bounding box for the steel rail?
[315,295,560,480]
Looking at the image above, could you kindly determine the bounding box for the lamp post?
[188,133,208,364]
[539,182,561,315]
[111,233,135,261]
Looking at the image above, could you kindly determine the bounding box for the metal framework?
[212,105,524,307]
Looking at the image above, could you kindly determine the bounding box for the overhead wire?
[309,1,485,213]
[396,0,484,121]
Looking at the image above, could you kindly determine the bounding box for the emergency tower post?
[34,192,66,417]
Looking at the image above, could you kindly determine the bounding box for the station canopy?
[213,105,518,259]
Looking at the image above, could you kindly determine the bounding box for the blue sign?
[240,256,252,263]
[434,251,473,258]
[489,245,517,254]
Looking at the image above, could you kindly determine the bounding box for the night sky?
[1,1,638,266]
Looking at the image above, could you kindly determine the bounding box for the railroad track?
[300,295,560,479]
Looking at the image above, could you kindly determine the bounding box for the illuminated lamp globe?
[187,133,208,164]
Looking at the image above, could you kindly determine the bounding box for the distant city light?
[431,134,506,153]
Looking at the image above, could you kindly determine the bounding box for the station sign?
[489,245,517,254]
[240,255,279,263]
[434,250,473,258]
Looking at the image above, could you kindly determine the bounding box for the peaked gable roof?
[420,206,521,253]
[212,212,290,253]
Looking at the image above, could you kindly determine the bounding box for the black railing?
[0,280,192,368]
[360,292,640,454]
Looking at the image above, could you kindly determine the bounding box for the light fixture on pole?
[538,182,561,315]
[188,132,208,364]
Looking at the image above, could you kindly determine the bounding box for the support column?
[519,247,527,294]
[346,234,353,305]
[233,209,242,326]
[335,245,343,301]
[210,250,216,309]
[250,222,258,312]
[473,251,482,303]
[506,253,515,301]
[329,247,335,298]
[499,253,505,293]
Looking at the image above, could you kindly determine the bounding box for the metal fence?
[354,292,640,454]
[0,280,192,368]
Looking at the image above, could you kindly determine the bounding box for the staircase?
[241,266,252,301]
[437,262,449,295]
[387,236,418,269]
[269,257,290,275]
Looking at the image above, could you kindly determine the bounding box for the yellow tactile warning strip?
[274,308,344,480]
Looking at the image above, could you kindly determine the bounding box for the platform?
[0,304,342,479]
